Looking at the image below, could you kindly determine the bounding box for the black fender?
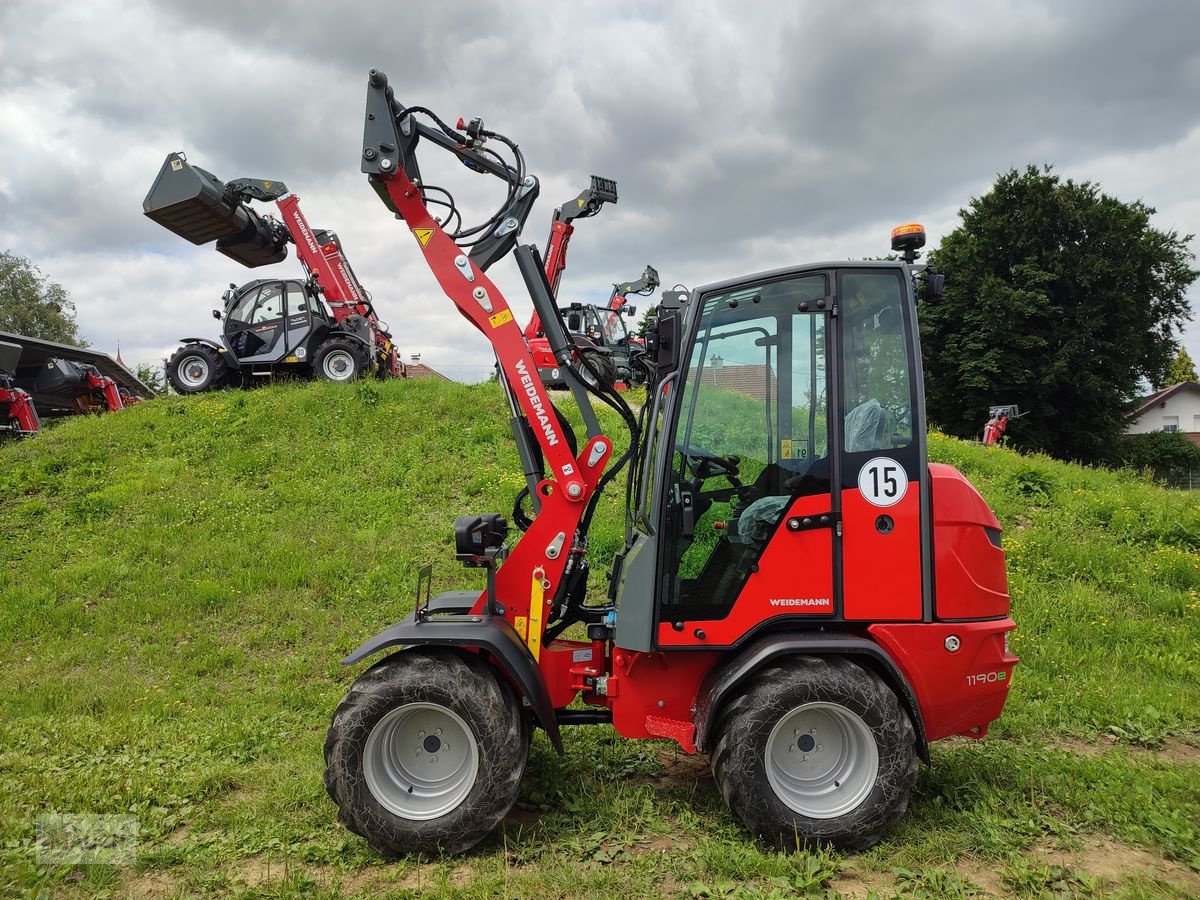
[692,632,930,763]
[177,338,224,352]
[343,613,563,753]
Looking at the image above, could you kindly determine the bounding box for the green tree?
[134,361,166,395]
[635,304,657,339]
[0,251,87,346]
[922,165,1197,463]
[1160,347,1198,387]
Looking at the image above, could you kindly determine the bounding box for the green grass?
[1,379,1198,898]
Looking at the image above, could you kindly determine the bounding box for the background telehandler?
[144,153,402,393]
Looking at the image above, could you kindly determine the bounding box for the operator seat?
[845,398,886,452]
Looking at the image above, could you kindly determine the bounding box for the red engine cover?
[930,464,1010,619]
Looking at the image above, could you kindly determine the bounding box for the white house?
[1126,381,1200,446]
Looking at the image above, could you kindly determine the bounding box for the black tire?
[313,337,369,383]
[576,346,617,388]
[166,344,228,394]
[710,655,918,851]
[323,649,529,857]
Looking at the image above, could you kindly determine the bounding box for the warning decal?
[489,309,514,328]
[413,227,434,247]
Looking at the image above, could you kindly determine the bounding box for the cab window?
[841,271,912,452]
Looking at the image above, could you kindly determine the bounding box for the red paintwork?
[607,650,718,742]
[871,619,1017,740]
[930,464,1010,620]
[842,485,923,621]
[275,194,402,377]
[0,385,40,433]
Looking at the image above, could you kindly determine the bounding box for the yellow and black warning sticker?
[781,439,792,459]
[577,198,586,208]
[413,227,434,247]
[489,309,514,328]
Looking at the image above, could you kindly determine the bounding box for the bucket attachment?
[143,152,288,267]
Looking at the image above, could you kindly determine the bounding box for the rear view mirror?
[624,305,637,317]
[652,307,682,375]
[924,265,945,301]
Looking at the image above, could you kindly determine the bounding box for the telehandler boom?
[322,70,1016,857]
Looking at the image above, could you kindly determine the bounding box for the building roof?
[694,363,778,402]
[1127,381,1200,420]
[405,362,451,381]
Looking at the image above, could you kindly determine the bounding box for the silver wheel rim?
[177,355,209,388]
[765,701,879,819]
[322,349,355,381]
[363,702,479,821]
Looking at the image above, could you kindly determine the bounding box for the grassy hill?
[1,380,1198,898]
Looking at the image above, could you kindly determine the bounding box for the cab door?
[224,282,288,363]
[836,268,926,621]
[654,271,839,647]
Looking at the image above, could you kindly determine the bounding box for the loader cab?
[222,278,327,364]
[564,303,630,349]
[616,261,929,651]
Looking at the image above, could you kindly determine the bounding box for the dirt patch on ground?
[950,859,1008,896]
[828,867,896,898]
[1049,734,1200,764]
[1028,836,1200,894]
[124,870,178,899]
[656,748,713,787]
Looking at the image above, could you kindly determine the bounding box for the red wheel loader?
[322,70,1016,856]
[0,340,41,436]
[143,153,402,392]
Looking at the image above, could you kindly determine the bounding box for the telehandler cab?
[323,70,1016,856]
[144,153,402,393]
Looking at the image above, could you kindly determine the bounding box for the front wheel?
[314,337,369,383]
[711,655,918,851]
[166,344,228,394]
[323,650,529,857]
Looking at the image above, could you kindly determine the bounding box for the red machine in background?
[982,404,1023,446]
[0,332,150,436]
[524,177,621,387]
[0,340,40,436]
[144,153,402,392]
[318,71,1016,858]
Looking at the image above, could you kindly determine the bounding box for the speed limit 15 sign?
[858,457,908,507]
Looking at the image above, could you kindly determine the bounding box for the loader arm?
[524,176,618,340]
[359,69,625,635]
[606,265,660,311]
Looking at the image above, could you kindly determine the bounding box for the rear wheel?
[314,337,369,383]
[324,650,529,857]
[711,655,918,851]
[166,344,228,394]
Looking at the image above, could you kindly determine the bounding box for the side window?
[250,284,285,323]
[841,271,913,452]
[287,283,309,315]
[228,287,260,324]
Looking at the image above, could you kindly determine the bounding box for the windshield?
[600,308,628,343]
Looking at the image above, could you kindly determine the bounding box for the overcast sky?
[2,0,1198,381]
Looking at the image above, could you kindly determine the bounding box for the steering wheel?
[678,444,742,487]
